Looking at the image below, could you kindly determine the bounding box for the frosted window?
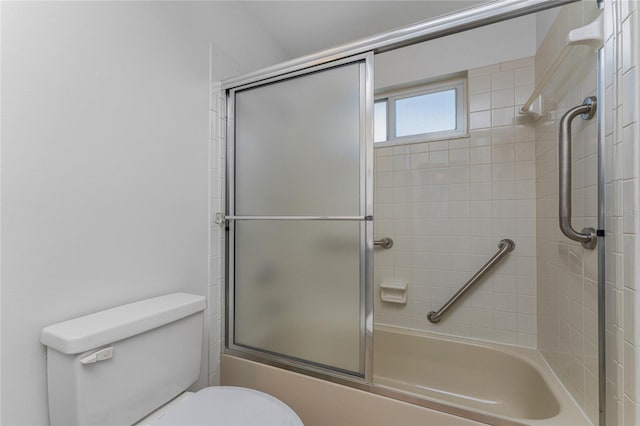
[395,89,456,137]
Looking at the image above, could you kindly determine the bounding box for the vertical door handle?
[558,96,598,249]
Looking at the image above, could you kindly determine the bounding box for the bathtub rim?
[223,347,524,426]
[373,324,590,425]
[223,324,590,426]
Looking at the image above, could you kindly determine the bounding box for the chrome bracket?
[213,212,225,226]
[581,96,597,120]
[374,237,394,249]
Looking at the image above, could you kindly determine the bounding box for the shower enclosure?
[219,0,608,424]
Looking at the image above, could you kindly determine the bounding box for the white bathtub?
[373,325,589,425]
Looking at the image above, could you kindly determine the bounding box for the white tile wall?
[374,57,538,348]
[534,2,601,423]
[604,1,640,425]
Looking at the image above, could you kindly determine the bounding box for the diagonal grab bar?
[427,239,515,324]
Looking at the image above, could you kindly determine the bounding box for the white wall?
[535,7,561,49]
[374,15,537,90]
[0,2,286,425]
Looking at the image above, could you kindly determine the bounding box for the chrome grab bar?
[558,97,598,249]
[374,237,393,249]
[427,239,515,324]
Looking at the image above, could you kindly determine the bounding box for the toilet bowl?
[40,293,303,426]
[143,387,302,426]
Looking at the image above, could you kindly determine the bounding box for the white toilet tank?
[41,293,207,426]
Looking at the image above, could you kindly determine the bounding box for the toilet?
[40,293,303,426]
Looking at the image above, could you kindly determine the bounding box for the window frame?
[374,77,467,147]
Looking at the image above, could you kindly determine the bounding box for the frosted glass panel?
[234,220,361,373]
[235,63,361,216]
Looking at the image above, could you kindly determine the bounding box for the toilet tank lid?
[41,293,206,354]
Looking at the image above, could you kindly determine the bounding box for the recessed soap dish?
[380,282,407,304]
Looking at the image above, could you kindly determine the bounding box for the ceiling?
[237,1,488,59]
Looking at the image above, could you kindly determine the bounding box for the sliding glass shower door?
[226,54,373,377]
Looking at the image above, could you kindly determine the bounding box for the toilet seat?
[149,386,303,426]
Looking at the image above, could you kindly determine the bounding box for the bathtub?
[373,325,589,425]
